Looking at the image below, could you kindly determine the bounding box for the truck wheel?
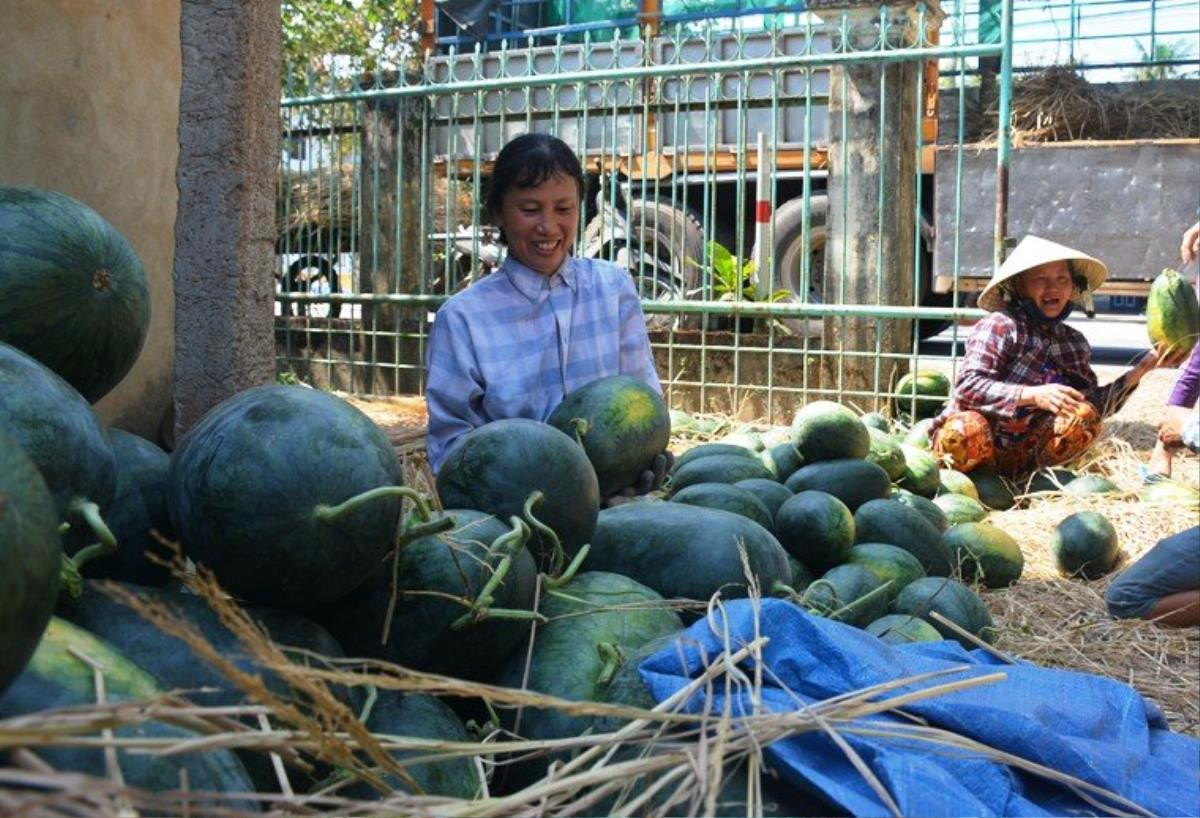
[586,198,706,330]
[283,255,341,318]
[752,194,828,336]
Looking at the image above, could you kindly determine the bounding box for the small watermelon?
[894,370,951,420]
[775,490,855,572]
[893,577,995,647]
[791,401,870,463]
[866,614,943,645]
[941,522,1024,587]
[1146,267,1199,357]
[1052,511,1121,579]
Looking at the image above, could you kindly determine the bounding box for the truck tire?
[586,198,706,330]
[752,194,828,336]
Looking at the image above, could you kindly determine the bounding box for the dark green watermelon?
[0,618,258,808]
[1052,512,1121,579]
[803,563,887,627]
[0,188,151,403]
[168,385,405,608]
[866,614,943,645]
[893,577,995,647]
[316,510,538,681]
[546,375,670,497]
[775,490,855,573]
[734,478,794,521]
[791,401,870,462]
[672,442,760,474]
[671,482,775,531]
[436,418,600,565]
[0,427,63,696]
[0,342,116,543]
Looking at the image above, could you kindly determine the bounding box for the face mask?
[1013,296,1074,326]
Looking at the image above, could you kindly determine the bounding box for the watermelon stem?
[567,417,589,447]
[58,500,119,598]
[315,485,433,524]
[595,641,624,686]
[395,515,455,548]
[522,491,565,576]
[544,544,590,590]
[447,517,547,630]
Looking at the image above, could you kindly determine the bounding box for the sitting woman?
[424,132,668,500]
[931,236,1176,476]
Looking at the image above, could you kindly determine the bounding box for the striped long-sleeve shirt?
[933,309,1138,438]
[424,254,661,473]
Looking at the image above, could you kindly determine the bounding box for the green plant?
[689,240,790,303]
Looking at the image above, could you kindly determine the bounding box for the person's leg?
[1039,402,1102,468]
[1147,439,1173,479]
[1106,526,1200,627]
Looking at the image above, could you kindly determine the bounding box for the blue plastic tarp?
[639,598,1200,816]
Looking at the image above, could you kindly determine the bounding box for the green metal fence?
[275,0,1013,423]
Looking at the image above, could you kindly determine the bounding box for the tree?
[282,0,421,95]
[1129,39,1198,82]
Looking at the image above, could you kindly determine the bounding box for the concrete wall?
[0,1,181,439]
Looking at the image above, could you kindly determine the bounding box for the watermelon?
[866,427,907,481]
[0,342,116,549]
[0,188,151,403]
[775,491,855,573]
[1146,267,1199,357]
[941,522,1024,587]
[894,370,951,421]
[899,443,941,497]
[491,572,682,788]
[854,498,953,577]
[902,417,936,449]
[720,428,766,452]
[969,469,1016,510]
[786,556,815,592]
[168,385,406,609]
[1025,468,1076,495]
[938,468,980,500]
[860,411,892,433]
[1052,511,1121,579]
[671,482,775,531]
[846,543,926,602]
[0,618,257,806]
[670,453,775,491]
[866,614,943,645]
[803,563,887,627]
[734,478,794,521]
[893,577,995,647]
[760,441,804,482]
[672,442,760,473]
[436,417,600,565]
[892,488,950,532]
[68,428,174,586]
[587,501,791,608]
[933,493,989,525]
[1064,474,1121,497]
[784,458,892,512]
[314,510,538,682]
[0,427,63,696]
[791,401,870,462]
[546,375,670,497]
[1139,480,1200,507]
[343,692,483,800]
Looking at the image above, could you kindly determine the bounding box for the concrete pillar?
[812,0,941,407]
[359,72,426,395]
[173,0,281,437]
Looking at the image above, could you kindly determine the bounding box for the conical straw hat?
[978,235,1108,312]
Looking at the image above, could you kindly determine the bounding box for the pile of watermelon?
[2,185,1186,808]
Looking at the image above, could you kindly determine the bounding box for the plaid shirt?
[934,309,1136,436]
[425,254,660,472]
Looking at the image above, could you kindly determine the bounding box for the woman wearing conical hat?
[931,235,1183,477]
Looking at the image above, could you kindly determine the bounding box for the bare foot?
[1148,440,1173,479]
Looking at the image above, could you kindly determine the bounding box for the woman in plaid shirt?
[931,236,1181,477]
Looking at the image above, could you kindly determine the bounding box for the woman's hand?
[1019,383,1085,413]
[1158,405,1193,450]
[1181,222,1200,266]
[602,451,674,508]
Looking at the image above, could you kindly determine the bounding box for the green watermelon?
[672,442,760,473]
[671,482,775,531]
[893,577,995,647]
[892,488,950,532]
[1052,511,1121,579]
[854,498,953,576]
[546,375,670,497]
[899,443,941,497]
[894,370,951,420]
[1138,480,1200,507]
[803,563,887,627]
[784,458,892,512]
[775,491,856,573]
[941,522,1024,587]
[938,468,980,500]
[786,556,815,592]
[933,493,989,525]
[865,614,943,645]
[437,417,600,564]
[0,188,151,403]
[168,385,406,609]
[760,441,803,482]
[734,478,794,521]
[860,412,892,433]
[866,427,907,481]
[847,543,926,602]
[791,401,870,462]
[902,418,936,449]
[1064,475,1121,497]
[1146,267,1199,357]
[0,427,63,696]
[969,470,1016,511]
[670,453,775,491]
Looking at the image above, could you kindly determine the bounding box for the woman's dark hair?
[486,133,586,219]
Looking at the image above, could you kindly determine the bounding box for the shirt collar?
[501,254,578,301]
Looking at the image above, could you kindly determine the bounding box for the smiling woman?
[927,235,1179,477]
[424,133,670,503]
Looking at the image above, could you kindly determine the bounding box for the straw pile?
[979,66,1200,144]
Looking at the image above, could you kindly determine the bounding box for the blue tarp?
[640,599,1200,817]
